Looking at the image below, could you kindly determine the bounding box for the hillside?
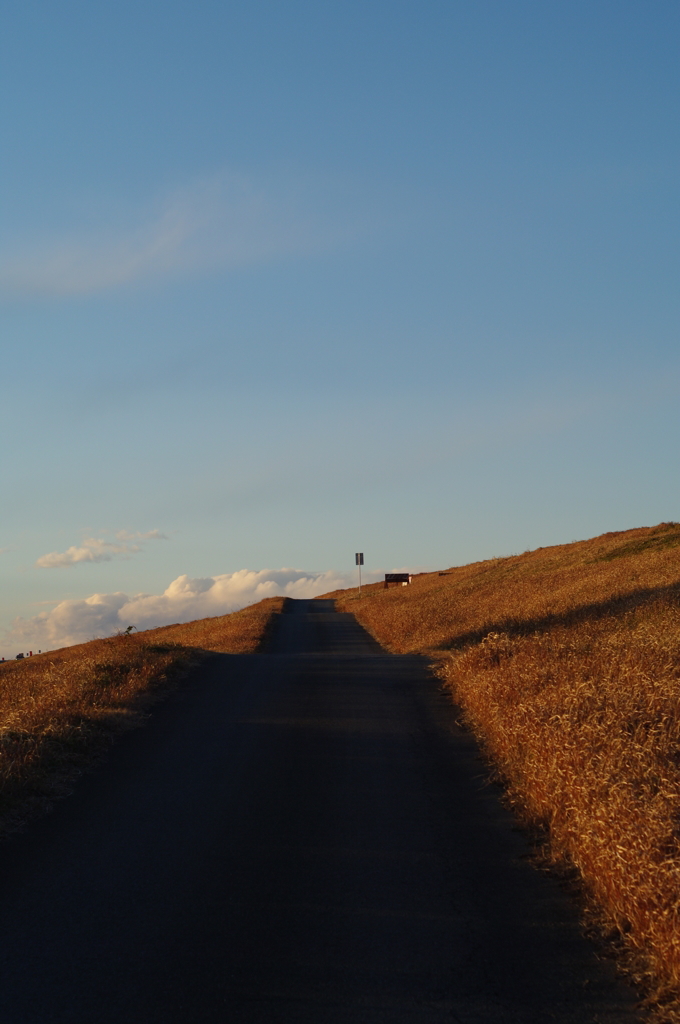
[323,523,680,1019]
[0,597,284,835]
[3,524,680,1015]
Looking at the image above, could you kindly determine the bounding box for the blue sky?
[2,0,680,653]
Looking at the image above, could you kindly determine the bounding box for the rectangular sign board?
[355,553,364,565]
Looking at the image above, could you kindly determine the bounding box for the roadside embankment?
[0,597,284,835]
[324,523,680,1020]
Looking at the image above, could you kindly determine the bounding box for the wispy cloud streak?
[36,530,168,568]
[0,173,355,297]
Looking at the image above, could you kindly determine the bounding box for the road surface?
[0,600,639,1022]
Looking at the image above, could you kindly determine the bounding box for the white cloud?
[0,172,355,297]
[3,568,380,655]
[36,530,168,568]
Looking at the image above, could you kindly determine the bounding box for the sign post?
[355,552,364,596]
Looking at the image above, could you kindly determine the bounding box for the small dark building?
[384,573,412,588]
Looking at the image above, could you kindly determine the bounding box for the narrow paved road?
[0,600,638,1023]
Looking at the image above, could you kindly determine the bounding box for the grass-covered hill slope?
[323,521,680,655]
[323,523,680,1019]
[0,597,284,835]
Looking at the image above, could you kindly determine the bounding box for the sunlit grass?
[324,523,680,1019]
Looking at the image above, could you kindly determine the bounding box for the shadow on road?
[0,599,641,1023]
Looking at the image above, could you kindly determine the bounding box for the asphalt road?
[0,600,639,1023]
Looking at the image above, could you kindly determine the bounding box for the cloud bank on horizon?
[4,568,380,655]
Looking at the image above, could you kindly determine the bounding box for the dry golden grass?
[325,524,680,1019]
[0,596,284,835]
[139,595,285,652]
